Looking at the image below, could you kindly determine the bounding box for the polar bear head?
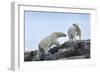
[51,32,66,38]
[73,23,80,30]
[73,23,81,33]
[73,23,79,28]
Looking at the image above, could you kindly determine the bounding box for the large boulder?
[24,39,90,61]
[49,40,90,60]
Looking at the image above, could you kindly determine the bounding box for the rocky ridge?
[24,39,90,61]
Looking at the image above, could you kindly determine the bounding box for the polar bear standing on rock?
[36,32,66,60]
[68,23,81,41]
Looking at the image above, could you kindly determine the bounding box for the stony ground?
[24,39,90,61]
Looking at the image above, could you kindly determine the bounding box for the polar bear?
[36,32,66,60]
[68,23,81,41]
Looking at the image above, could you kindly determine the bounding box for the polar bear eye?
[73,23,77,26]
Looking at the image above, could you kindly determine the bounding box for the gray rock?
[24,50,38,61]
[45,53,53,60]
[49,39,90,60]
[24,39,90,61]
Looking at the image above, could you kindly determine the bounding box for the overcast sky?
[24,11,90,51]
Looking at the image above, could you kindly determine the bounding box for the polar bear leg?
[79,35,81,40]
[38,48,45,60]
[35,51,40,60]
[44,48,49,54]
[73,35,76,41]
[68,37,72,41]
[69,36,74,41]
[44,41,60,54]
[35,47,45,60]
[53,40,60,46]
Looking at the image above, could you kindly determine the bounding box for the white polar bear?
[36,32,66,60]
[68,23,81,41]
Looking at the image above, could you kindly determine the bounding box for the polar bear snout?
[63,34,67,37]
[55,32,67,37]
[61,33,67,37]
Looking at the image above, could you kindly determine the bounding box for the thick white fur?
[68,23,81,41]
[36,32,66,60]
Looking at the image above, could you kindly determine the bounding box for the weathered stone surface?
[24,39,90,61]
[24,50,37,61]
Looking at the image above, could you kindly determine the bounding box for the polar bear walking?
[68,23,81,41]
[36,32,66,60]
